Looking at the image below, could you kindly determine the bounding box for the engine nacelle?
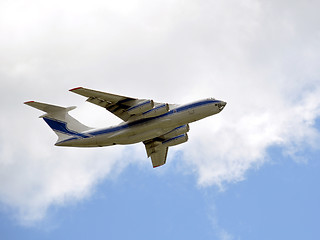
[127,100,154,115]
[162,133,188,148]
[142,104,169,118]
[163,124,190,139]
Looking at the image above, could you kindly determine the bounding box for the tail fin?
[25,101,92,142]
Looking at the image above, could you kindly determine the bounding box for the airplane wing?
[70,87,174,122]
[143,124,190,167]
[150,147,168,168]
[144,139,168,168]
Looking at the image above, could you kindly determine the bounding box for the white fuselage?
[56,98,225,147]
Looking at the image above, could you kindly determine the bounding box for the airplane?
[25,87,226,168]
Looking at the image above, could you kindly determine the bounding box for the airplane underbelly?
[68,106,218,147]
[121,129,166,144]
[109,118,177,144]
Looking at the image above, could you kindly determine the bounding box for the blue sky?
[1,0,320,239]
[1,146,320,240]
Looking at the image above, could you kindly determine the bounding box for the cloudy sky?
[1,0,320,239]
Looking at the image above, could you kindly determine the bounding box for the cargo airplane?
[25,87,226,167]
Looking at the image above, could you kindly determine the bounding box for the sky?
[0,0,320,239]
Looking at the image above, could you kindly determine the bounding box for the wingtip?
[69,87,83,92]
[24,100,35,104]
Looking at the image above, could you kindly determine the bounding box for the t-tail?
[24,101,92,144]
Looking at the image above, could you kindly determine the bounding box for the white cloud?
[0,0,319,223]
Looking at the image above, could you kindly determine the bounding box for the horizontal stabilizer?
[24,101,76,115]
[24,101,91,143]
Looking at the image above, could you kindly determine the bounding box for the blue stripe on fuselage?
[43,118,89,138]
[57,99,219,143]
[174,99,219,113]
[88,99,219,137]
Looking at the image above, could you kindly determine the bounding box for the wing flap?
[70,87,136,106]
[150,147,168,168]
[144,140,168,168]
[70,87,174,122]
[70,87,139,121]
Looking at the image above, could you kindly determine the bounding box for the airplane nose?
[217,101,227,111]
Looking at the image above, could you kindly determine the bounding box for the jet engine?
[162,133,188,148]
[127,100,154,115]
[163,124,190,139]
[142,104,169,118]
